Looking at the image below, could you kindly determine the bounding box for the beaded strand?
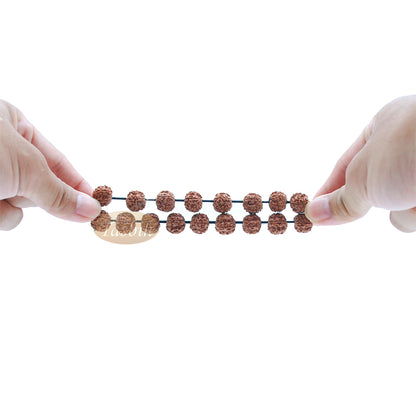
[91,186,313,235]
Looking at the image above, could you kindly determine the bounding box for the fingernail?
[76,193,101,219]
[306,195,332,223]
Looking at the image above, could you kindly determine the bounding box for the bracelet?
[90,186,313,243]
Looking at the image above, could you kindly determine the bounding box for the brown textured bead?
[116,212,136,234]
[213,193,232,213]
[190,213,210,234]
[269,191,287,212]
[126,190,146,212]
[141,213,160,234]
[215,213,236,235]
[268,213,288,235]
[92,185,112,207]
[290,193,309,213]
[166,213,186,234]
[156,190,175,212]
[184,191,203,212]
[243,193,263,214]
[294,214,313,233]
[90,210,111,232]
[242,214,262,234]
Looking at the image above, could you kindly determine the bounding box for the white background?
[1,1,416,415]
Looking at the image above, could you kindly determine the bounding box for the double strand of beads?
[91,186,313,235]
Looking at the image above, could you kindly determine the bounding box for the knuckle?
[363,117,376,142]
[0,99,9,115]
[0,99,18,125]
[50,187,70,212]
[17,145,49,196]
[335,192,354,219]
[0,113,8,129]
[19,144,47,174]
[333,188,368,221]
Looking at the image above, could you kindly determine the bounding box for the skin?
[0,99,101,231]
[2,96,416,233]
[305,95,416,233]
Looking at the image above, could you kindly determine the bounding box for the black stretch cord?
[110,219,296,224]
[112,197,290,204]
[110,197,301,225]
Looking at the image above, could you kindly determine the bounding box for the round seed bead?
[269,191,287,212]
[268,213,288,235]
[294,214,313,233]
[215,213,236,235]
[115,212,136,234]
[242,214,262,234]
[190,213,210,234]
[184,191,203,212]
[141,213,160,234]
[92,185,112,207]
[243,193,263,214]
[166,213,186,234]
[156,190,175,212]
[213,193,232,213]
[126,190,146,212]
[90,210,111,232]
[290,193,309,213]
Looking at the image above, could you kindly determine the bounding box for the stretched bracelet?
[90,186,313,244]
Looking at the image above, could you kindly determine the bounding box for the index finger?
[314,120,375,199]
[15,110,93,196]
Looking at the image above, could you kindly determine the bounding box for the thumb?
[19,145,101,222]
[305,186,371,225]
[306,153,372,226]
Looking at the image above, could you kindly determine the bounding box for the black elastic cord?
[110,219,296,224]
[112,197,290,204]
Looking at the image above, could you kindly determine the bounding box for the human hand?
[0,100,101,230]
[305,95,416,232]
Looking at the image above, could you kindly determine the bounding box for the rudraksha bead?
[184,191,203,212]
[242,214,262,234]
[156,190,175,212]
[243,193,263,214]
[215,213,236,235]
[90,210,111,232]
[115,212,136,234]
[268,213,288,235]
[290,193,308,213]
[269,191,287,212]
[92,185,112,207]
[213,193,232,213]
[141,213,160,234]
[126,190,146,212]
[294,214,313,233]
[190,213,210,234]
[166,213,186,234]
